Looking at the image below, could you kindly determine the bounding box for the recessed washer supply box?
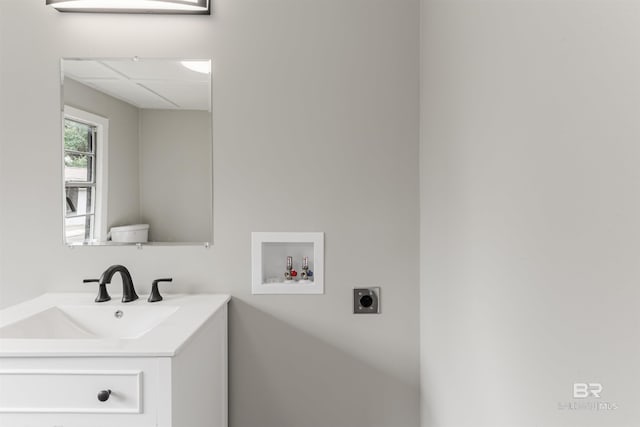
[251,232,324,295]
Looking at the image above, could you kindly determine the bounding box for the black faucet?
[99,265,139,303]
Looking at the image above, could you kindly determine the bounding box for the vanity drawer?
[0,369,142,413]
[0,357,166,427]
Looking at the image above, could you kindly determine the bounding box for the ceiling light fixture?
[46,0,210,14]
[181,60,211,74]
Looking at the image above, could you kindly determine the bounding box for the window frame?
[62,106,109,244]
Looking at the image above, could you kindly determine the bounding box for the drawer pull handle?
[97,389,112,402]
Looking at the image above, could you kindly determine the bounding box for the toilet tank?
[110,224,150,243]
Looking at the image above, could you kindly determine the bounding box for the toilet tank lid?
[110,224,150,232]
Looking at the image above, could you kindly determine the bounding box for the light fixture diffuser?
[181,60,211,74]
[46,0,210,14]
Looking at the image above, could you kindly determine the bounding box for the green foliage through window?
[64,120,92,167]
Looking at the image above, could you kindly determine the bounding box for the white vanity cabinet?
[0,294,229,427]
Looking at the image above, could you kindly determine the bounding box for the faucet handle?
[148,278,172,303]
[84,279,111,303]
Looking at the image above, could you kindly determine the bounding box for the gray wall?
[63,77,141,229]
[0,1,419,427]
[420,1,640,426]
[139,109,211,242]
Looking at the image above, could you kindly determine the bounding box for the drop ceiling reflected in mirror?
[63,59,211,110]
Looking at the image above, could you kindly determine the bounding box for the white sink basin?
[0,307,94,339]
[0,304,178,339]
[0,293,230,357]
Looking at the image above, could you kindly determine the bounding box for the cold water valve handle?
[301,257,313,280]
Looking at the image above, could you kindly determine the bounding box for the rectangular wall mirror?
[60,58,212,246]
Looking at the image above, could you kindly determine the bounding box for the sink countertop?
[0,293,230,358]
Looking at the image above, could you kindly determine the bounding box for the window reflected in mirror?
[64,118,96,243]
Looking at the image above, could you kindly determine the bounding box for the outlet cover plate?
[353,287,380,314]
